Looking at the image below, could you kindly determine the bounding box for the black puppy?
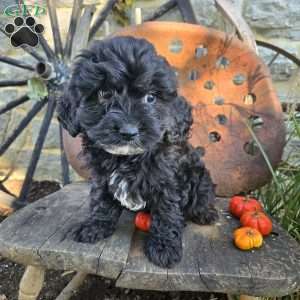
[57,36,218,268]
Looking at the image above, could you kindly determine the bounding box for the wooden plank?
[116,198,300,296]
[116,204,226,291]
[38,205,135,278]
[88,0,118,41]
[37,198,105,274]
[215,0,257,52]
[116,230,170,290]
[71,5,96,59]
[143,0,177,22]
[96,211,135,278]
[0,183,135,279]
[0,183,88,266]
[1,183,300,295]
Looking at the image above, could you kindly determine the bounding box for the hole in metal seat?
[249,115,264,129]
[189,70,200,81]
[209,131,221,142]
[233,74,246,85]
[169,39,183,53]
[204,80,215,90]
[195,45,208,58]
[244,93,257,105]
[216,56,230,69]
[213,97,224,105]
[216,114,228,125]
[244,141,259,156]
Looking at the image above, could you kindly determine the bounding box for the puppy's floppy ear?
[56,82,81,137]
[166,96,193,143]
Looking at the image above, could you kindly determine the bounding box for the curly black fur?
[57,36,218,268]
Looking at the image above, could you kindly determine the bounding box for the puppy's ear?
[166,96,193,143]
[56,83,81,137]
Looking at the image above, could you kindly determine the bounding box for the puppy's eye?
[144,94,156,104]
[98,90,114,99]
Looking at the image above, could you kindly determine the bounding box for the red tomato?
[229,195,263,218]
[240,211,273,236]
[135,212,151,232]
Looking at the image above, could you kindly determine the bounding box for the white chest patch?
[109,171,146,211]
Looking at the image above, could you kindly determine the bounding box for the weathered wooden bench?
[0,182,299,300]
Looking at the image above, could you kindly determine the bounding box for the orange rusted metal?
[63,22,285,196]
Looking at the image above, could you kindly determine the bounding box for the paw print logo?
[4,16,44,48]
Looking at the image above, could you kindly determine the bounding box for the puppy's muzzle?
[119,124,139,141]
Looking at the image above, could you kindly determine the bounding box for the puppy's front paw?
[72,221,114,243]
[192,205,219,225]
[144,236,182,268]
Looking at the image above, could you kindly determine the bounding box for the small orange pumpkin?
[135,212,151,232]
[229,195,263,218]
[234,227,263,250]
[240,211,272,236]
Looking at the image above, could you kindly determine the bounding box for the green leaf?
[27,77,48,101]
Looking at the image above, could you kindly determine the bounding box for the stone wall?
[0,0,299,192]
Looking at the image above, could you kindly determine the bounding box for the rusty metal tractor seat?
[63,22,286,197]
[0,22,298,300]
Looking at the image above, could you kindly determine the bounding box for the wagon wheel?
[0,0,299,211]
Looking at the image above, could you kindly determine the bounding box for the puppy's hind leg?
[185,168,218,225]
[73,181,123,243]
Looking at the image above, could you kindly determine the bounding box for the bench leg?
[240,296,261,300]
[55,271,88,300]
[18,265,45,300]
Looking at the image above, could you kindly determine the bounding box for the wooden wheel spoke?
[176,0,197,23]
[0,98,48,156]
[268,52,280,67]
[18,96,57,203]
[143,0,177,22]
[39,36,57,61]
[257,40,300,67]
[0,55,35,71]
[20,44,46,62]
[0,79,29,87]
[0,95,30,116]
[89,0,118,41]
[59,124,70,185]
[47,0,64,58]
[64,0,84,59]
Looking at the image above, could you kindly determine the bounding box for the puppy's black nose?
[119,124,138,140]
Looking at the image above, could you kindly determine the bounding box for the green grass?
[261,292,300,300]
[253,114,300,242]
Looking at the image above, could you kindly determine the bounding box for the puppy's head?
[58,36,192,155]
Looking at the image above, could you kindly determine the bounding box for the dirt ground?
[0,181,227,300]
